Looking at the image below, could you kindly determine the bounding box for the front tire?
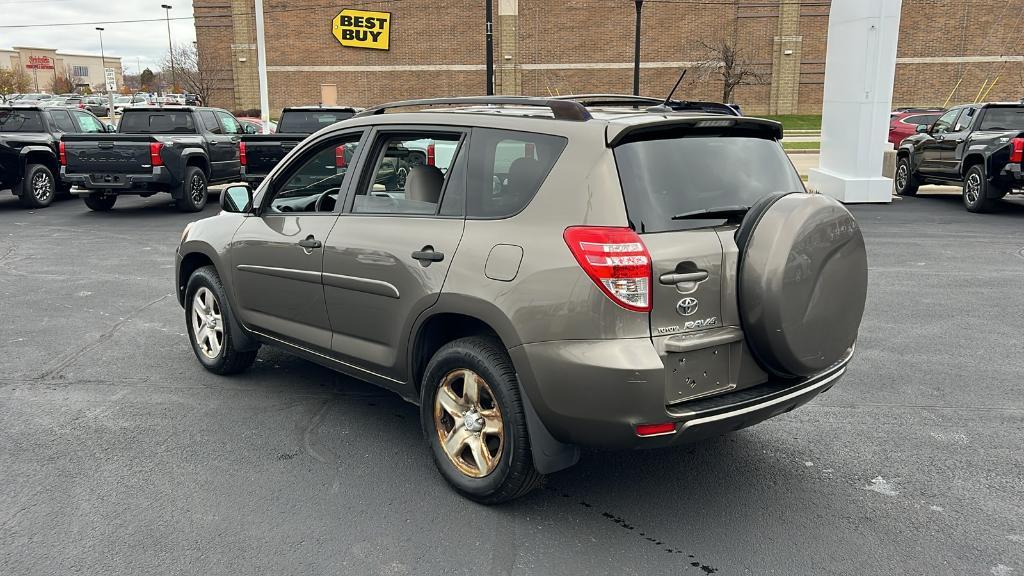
[893,157,919,197]
[84,193,117,211]
[18,164,56,208]
[420,336,542,504]
[185,265,259,375]
[963,164,1000,213]
[177,166,208,213]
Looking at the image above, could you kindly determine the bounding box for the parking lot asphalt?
[1,190,1022,575]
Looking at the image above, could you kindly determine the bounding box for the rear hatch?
[611,119,805,404]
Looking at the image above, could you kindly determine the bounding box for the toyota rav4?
[176,96,868,504]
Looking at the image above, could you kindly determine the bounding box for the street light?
[632,0,643,96]
[96,27,114,120]
[161,4,176,92]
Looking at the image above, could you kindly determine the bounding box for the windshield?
[277,110,354,133]
[614,135,804,233]
[0,110,44,132]
[118,111,196,134]
[978,107,1024,131]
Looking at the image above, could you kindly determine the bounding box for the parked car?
[61,106,245,212]
[235,117,276,134]
[112,96,133,115]
[888,108,943,148]
[61,96,110,117]
[895,102,1024,212]
[238,106,356,185]
[176,96,868,503]
[0,105,112,208]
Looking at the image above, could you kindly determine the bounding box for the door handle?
[210,141,220,146]
[412,247,444,264]
[659,271,709,285]
[955,138,966,143]
[298,236,322,250]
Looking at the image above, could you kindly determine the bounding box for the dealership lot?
[1,192,1022,574]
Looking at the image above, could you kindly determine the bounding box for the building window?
[71,65,89,77]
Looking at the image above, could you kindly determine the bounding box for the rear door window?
[614,134,804,233]
[199,111,221,134]
[466,129,567,219]
[48,110,76,132]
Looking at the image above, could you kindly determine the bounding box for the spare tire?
[737,193,868,378]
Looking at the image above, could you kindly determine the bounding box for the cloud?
[1,0,196,74]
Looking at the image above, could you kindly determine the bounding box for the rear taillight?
[58,141,66,166]
[563,226,652,312]
[78,103,85,109]
[239,142,247,166]
[335,144,346,168]
[1011,138,1024,163]
[426,142,435,166]
[149,142,164,167]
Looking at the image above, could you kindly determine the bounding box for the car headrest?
[405,164,445,204]
[507,157,544,201]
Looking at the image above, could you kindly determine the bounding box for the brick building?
[194,0,1024,115]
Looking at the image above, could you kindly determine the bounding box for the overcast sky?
[1,0,197,75]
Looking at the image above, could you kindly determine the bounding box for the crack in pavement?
[33,293,172,381]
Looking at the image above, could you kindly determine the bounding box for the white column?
[808,0,902,203]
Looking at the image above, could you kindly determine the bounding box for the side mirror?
[221,184,253,213]
[105,123,117,133]
[243,124,257,134]
[916,124,930,134]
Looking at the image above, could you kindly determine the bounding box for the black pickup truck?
[61,106,244,212]
[239,106,357,185]
[896,102,1024,212]
[0,106,113,208]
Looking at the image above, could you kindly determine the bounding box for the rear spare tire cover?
[737,193,867,378]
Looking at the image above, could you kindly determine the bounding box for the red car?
[888,109,943,148]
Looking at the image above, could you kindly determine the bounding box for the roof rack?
[355,96,592,121]
[551,94,665,107]
[553,94,741,116]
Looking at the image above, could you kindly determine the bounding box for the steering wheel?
[314,188,339,212]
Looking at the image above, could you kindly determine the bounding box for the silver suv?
[176,97,868,503]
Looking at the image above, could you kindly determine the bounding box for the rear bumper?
[510,338,851,450]
[63,166,173,194]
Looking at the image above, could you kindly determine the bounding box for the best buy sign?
[332,9,391,50]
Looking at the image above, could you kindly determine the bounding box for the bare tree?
[692,38,769,104]
[162,42,221,102]
[50,65,78,94]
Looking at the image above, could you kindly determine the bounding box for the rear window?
[0,110,44,132]
[614,135,804,233]
[119,111,196,134]
[978,107,1024,131]
[277,110,355,133]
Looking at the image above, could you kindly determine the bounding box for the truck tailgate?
[241,134,305,177]
[62,134,155,174]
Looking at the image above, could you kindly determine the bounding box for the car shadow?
[914,190,1024,216]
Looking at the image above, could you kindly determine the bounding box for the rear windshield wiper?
[671,205,751,220]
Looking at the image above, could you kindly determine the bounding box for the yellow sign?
[332,9,391,50]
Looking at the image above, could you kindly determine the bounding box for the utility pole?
[254,0,271,133]
[485,0,494,95]
[96,27,115,122]
[632,0,644,96]
[161,4,175,92]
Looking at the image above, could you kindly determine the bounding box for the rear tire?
[184,265,259,375]
[893,157,919,197]
[962,164,999,213]
[84,193,117,212]
[18,164,56,208]
[420,336,543,504]
[177,166,208,213]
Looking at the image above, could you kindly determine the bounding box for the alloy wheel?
[895,164,908,191]
[433,368,505,478]
[191,287,224,359]
[32,171,53,202]
[190,174,206,204]
[965,172,981,205]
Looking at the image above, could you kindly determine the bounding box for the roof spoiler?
[606,117,783,147]
[355,96,592,121]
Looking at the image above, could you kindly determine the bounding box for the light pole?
[96,27,115,121]
[485,0,494,95]
[632,0,643,96]
[161,4,176,92]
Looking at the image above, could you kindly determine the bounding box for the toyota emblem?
[676,297,699,316]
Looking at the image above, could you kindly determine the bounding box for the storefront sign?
[25,56,54,70]
[332,9,390,50]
